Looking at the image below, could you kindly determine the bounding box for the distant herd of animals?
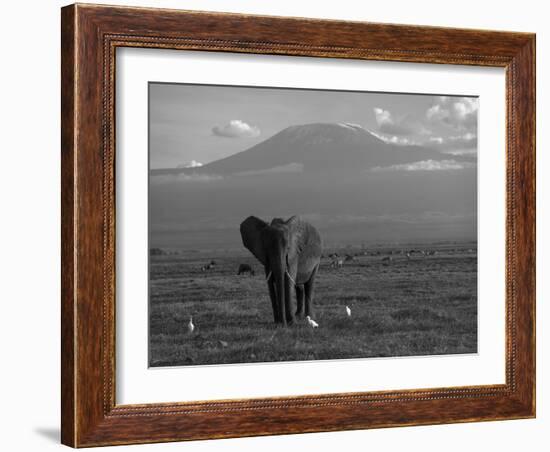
[151,218,473,329]
[196,246,445,275]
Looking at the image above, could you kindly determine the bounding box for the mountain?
[149,123,477,249]
[151,123,470,176]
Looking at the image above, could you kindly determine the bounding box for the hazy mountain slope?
[150,169,477,250]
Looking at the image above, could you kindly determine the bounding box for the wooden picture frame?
[61,3,535,447]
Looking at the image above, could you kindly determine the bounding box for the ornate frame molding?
[62,4,535,447]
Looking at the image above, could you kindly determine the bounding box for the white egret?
[306,316,319,328]
[187,316,195,334]
[345,306,351,317]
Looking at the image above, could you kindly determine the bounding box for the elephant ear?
[240,216,268,265]
[285,216,306,262]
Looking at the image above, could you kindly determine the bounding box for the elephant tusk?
[265,270,296,286]
[285,270,297,286]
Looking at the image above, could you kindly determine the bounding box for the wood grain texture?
[60,3,536,447]
[60,5,76,446]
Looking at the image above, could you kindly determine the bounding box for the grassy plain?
[149,243,477,367]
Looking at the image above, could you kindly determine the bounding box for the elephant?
[237,263,255,276]
[240,215,322,326]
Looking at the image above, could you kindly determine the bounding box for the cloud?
[373,108,417,135]
[150,173,223,184]
[426,97,478,130]
[426,104,447,122]
[212,120,260,138]
[236,163,304,176]
[176,160,203,169]
[441,148,477,156]
[371,159,476,172]
[369,129,419,146]
[370,124,477,154]
[373,108,392,125]
[425,132,477,155]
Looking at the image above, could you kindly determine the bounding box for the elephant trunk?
[272,252,287,325]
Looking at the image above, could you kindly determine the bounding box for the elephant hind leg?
[295,285,305,318]
[304,265,319,318]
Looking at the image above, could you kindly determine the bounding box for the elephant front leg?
[284,273,295,325]
[266,270,281,324]
[295,285,305,318]
[304,264,319,318]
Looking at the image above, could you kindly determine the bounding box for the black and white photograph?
[148,82,478,367]
[1,0,542,449]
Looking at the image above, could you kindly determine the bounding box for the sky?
[149,83,478,169]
